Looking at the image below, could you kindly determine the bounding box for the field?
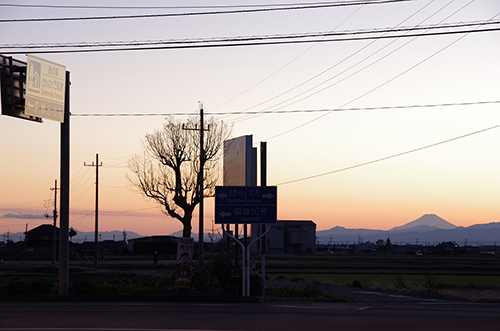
[1,253,499,302]
[264,254,500,285]
[263,254,500,302]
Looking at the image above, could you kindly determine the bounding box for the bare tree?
[128,116,231,238]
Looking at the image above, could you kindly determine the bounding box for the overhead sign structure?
[25,55,66,122]
[215,186,277,224]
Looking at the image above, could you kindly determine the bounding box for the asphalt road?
[1,287,500,331]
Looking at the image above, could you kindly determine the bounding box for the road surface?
[1,288,500,331]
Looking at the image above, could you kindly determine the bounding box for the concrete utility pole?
[84,153,102,268]
[182,102,208,269]
[199,105,204,268]
[50,179,59,264]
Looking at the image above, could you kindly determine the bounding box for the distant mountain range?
[316,214,500,246]
[2,214,499,246]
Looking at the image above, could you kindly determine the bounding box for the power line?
[209,3,366,113]
[2,19,498,50]
[229,0,461,121]
[69,100,500,117]
[275,124,500,186]
[0,0,409,22]
[263,11,499,141]
[69,211,94,224]
[0,1,408,10]
[3,26,498,55]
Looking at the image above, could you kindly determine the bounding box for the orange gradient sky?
[1,0,500,239]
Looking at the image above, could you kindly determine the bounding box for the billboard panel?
[223,135,256,186]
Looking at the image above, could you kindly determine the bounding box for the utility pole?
[182,102,209,269]
[50,179,59,264]
[84,153,102,268]
[199,104,205,269]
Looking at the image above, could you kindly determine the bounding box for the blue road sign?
[215,186,277,224]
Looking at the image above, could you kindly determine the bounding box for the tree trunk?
[182,217,192,238]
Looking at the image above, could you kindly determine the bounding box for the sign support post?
[260,141,267,296]
[58,70,70,295]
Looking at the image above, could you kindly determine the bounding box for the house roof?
[26,224,59,235]
[278,220,316,227]
[128,235,178,243]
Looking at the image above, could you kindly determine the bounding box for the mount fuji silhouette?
[316,214,500,245]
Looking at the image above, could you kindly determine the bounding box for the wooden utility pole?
[84,153,102,268]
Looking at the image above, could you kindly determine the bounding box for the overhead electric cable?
[69,211,94,224]
[0,0,409,22]
[264,11,500,142]
[0,1,409,10]
[70,183,95,203]
[2,26,497,55]
[275,124,500,186]
[2,20,498,50]
[211,2,366,115]
[100,207,160,214]
[69,100,500,117]
[230,0,445,121]
[238,0,471,123]
[70,166,93,192]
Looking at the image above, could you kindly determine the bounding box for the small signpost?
[175,237,194,289]
[215,186,277,224]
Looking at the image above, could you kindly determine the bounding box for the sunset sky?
[1,0,499,240]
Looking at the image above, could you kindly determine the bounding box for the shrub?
[191,255,262,296]
[70,279,114,295]
[352,280,362,288]
[394,273,407,289]
[4,279,56,295]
